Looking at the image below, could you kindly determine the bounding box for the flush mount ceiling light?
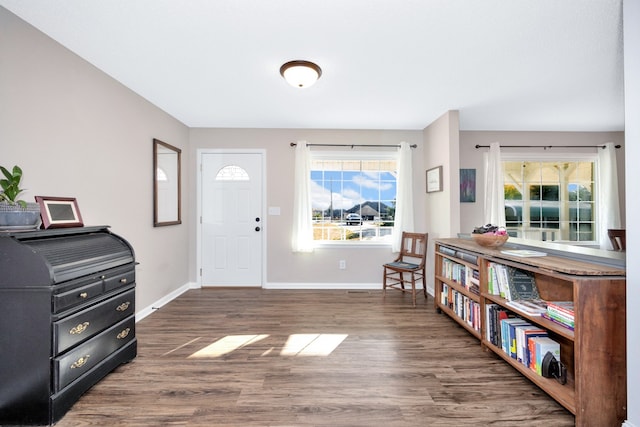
[280,60,322,88]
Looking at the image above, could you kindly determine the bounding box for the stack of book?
[542,301,575,330]
[487,263,540,302]
[485,306,561,375]
[506,299,548,316]
[441,259,480,295]
[442,284,481,332]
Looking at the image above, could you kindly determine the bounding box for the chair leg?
[422,269,427,299]
[382,268,386,295]
[411,272,417,307]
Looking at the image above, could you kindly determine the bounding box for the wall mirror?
[153,138,181,226]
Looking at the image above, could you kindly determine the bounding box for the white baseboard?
[264,283,433,294]
[135,282,198,322]
[265,282,381,290]
[623,421,637,427]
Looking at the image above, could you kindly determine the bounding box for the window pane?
[503,159,596,243]
[311,157,397,242]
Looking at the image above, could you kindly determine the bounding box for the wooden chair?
[383,232,428,307]
[608,229,626,251]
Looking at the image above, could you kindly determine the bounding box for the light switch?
[268,206,281,215]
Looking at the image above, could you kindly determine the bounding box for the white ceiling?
[0,0,625,131]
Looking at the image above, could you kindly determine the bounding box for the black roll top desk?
[0,225,137,426]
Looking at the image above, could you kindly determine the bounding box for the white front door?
[200,152,263,286]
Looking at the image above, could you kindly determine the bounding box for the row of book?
[440,284,481,332]
[542,301,575,330]
[441,258,480,295]
[506,299,575,331]
[486,304,561,375]
[438,245,479,266]
[487,262,540,301]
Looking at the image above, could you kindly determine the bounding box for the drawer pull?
[116,301,131,312]
[120,278,128,284]
[117,328,131,339]
[79,292,88,299]
[70,355,91,369]
[69,322,90,335]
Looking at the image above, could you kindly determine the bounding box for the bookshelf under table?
[433,238,626,427]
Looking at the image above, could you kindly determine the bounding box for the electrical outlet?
[339,260,346,270]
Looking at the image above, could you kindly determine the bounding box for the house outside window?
[310,152,397,242]
[502,153,596,243]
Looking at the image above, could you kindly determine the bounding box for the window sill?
[314,241,392,249]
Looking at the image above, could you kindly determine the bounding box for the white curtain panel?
[597,142,622,249]
[391,141,415,252]
[483,142,506,227]
[291,141,314,252]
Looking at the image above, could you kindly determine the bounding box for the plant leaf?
[0,166,11,181]
[11,165,23,180]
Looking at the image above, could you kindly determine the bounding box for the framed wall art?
[460,168,476,202]
[35,196,84,229]
[426,166,443,193]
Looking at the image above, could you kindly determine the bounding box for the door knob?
[255,226,261,232]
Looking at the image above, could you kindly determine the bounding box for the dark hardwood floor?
[56,289,574,426]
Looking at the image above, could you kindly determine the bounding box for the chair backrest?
[398,232,429,267]
[608,229,626,251]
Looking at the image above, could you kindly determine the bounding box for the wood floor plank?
[55,289,575,426]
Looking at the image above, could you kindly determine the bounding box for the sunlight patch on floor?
[186,334,349,358]
[280,334,348,356]
[188,334,269,358]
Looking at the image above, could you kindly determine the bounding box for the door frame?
[196,148,267,288]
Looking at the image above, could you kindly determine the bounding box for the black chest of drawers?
[0,226,137,426]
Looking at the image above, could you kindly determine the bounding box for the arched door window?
[215,165,250,181]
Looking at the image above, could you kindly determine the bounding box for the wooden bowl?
[471,233,509,248]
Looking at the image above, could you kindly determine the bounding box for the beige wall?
[0,7,191,311]
[188,128,425,287]
[422,111,461,293]
[423,111,461,239]
[458,131,626,230]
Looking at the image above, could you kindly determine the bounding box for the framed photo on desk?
[35,196,84,229]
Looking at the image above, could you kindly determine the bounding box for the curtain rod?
[290,142,417,148]
[475,144,621,149]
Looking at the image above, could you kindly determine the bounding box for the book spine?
[439,246,457,257]
[486,304,494,342]
[546,307,575,323]
[541,312,575,330]
[496,264,512,300]
[457,251,478,265]
[547,302,575,317]
[523,331,548,367]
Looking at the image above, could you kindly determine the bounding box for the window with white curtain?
[310,152,397,243]
[502,153,597,243]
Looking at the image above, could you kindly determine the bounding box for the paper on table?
[500,249,547,257]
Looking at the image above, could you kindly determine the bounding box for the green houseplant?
[0,165,41,228]
[1,165,27,207]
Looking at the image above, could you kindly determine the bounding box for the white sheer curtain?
[483,142,505,227]
[597,142,621,249]
[391,141,414,252]
[291,141,314,252]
